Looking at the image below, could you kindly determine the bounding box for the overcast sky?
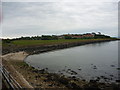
[2,0,119,38]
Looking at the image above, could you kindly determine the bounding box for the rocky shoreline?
[2,54,120,89]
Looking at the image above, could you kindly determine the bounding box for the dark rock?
[71,76,76,79]
[110,78,113,80]
[71,70,78,75]
[58,70,61,72]
[31,82,34,85]
[31,66,35,69]
[66,69,77,75]
[96,77,100,82]
[36,84,42,86]
[67,82,82,89]
[117,68,120,70]
[100,76,104,78]
[70,76,78,81]
[110,75,114,77]
[78,68,82,71]
[38,69,46,73]
[96,77,100,80]
[60,73,63,75]
[35,75,38,79]
[48,84,53,87]
[93,65,97,69]
[65,66,67,68]
[111,65,115,67]
[45,68,48,70]
[28,76,31,79]
[93,67,97,69]
[59,79,69,85]
[67,69,71,71]
[84,86,101,90]
[32,69,38,73]
[82,79,86,82]
[116,80,120,83]
[89,80,97,83]
[44,79,47,82]
[112,83,120,90]
[62,69,65,71]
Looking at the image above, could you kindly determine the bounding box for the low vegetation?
[2,38,117,47]
[2,32,119,48]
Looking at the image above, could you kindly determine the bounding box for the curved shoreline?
[2,51,120,89]
[2,39,120,89]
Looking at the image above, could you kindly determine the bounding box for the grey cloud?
[2,2,118,38]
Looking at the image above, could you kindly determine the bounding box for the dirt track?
[2,52,33,88]
[2,52,69,88]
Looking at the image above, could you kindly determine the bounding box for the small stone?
[110,75,114,77]
[116,80,120,83]
[111,65,115,67]
[89,80,96,83]
[82,79,86,81]
[117,68,120,70]
[78,68,82,71]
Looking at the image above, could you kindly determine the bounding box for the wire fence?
[0,64,22,89]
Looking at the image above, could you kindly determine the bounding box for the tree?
[3,39,11,43]
[64,36,72,39]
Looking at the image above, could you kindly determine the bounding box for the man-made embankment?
[2,39,118,55]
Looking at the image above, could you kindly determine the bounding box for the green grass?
[13,39,110,45]
[2,38,113,47]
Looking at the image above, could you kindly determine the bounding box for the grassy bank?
[3,38,116,47]
[2,38,118,55]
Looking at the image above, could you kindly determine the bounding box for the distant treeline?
[94,34,110,39]
[2,33,112,44]
[2,35,58,43]
[14,35,58,40]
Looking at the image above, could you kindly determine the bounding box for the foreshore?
[2,39,120,89]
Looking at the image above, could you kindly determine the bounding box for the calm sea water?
[25,41,119,82]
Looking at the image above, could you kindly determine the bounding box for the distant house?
[82,33,95,38]
[57,33,95,39]
[58,35,65,39]
[71,35,83,39]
